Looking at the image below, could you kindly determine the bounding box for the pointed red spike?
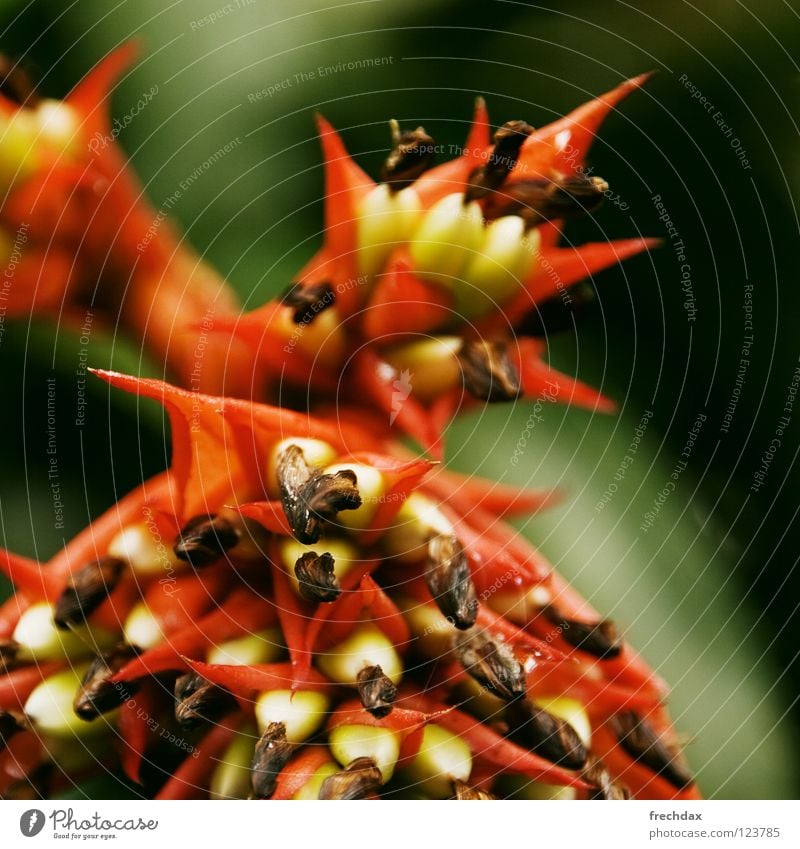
[315,113,375,301]
[415,96,492,207]
[512,73,653,182]
[67,41,141,117]
[0,550,55,599]
[423,465,562,518]
[90,369,244,521]
[182,658,329,699]
[512,339,617,414]
[117,679,160,784]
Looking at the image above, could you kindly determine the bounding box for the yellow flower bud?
[357,184,421,277]
[328,724,400,782]
[317,624,402,687]
[401,723,473,798]
[254,689,329,744]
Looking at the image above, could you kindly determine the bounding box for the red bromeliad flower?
[0,46,249,394]
[0,371,697,800]
[218,76,658,454]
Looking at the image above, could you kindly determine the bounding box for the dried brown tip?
[486,173,608,226]
[464,119,534,203]
[543,606,623,659]
[54,556,126,629]
[426,534,478,630]
[0,55,38,106]
[277,444,361,545]
[73,644,140,720]
[281,281,336,325]
[505,700,587,770]
[174,672,236,729]
[582,755,631,800]
[294,551,341,603]
[173,513,240,569]
[380,120,436,191]
[356,664,398,718]
[318,757,383,800]
[455,632,526,702]
[251,721,293,799]
[0,639,21,673]
[453,779,495,800]
[610,711,694,790]
[0,710,25,751]
[458,340,522,404]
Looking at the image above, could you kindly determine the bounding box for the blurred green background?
[1,0,798,798]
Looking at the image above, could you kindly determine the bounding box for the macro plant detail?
[0,45,701,801]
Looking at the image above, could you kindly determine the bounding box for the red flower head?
[0,47,248,394]
[220,77,659,454]
[0,371,697,800]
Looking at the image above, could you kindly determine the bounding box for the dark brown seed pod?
[464,119,534,203]
[318,757,383,800]
[455,632,526,702]
[0,56,38,106]
[356,665,397,718]
[281,282,336,325]
[53,556,126,629]
[583,755,631,800]
[425,534,478,630]
[380,120,436,191]
[294,551,341,603]
[174,673,236,729]
[276,444,361,545]
[453,779,495,800]
[610,711,694,790]
[505,699,587,770]
[543,606,623,659]
[0,710,24,751]
[0,639,20,672]
[173,514,240,568]
[485,173,608,226]
[73,644,140,720]
[251,721,293,799]
[458,340,522,404]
